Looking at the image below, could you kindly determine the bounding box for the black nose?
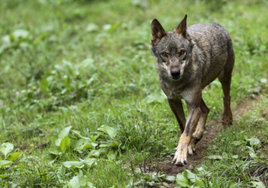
[171,69,180,79]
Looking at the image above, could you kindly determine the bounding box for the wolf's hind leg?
[218,49,234,125]
[188,98,209,155]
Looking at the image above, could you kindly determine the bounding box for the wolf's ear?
[176,14,187,37]
[151,19,166,46]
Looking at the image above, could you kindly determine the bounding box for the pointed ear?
[176,14,187,37]
[151,19,166,46]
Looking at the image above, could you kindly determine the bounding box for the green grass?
[0,0,268,187]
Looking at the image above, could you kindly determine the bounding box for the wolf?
[150,15,234,166]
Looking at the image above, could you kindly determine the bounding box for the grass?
[0,0,268,187]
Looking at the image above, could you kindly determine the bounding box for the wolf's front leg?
[188,98,210,155]
[173,106,201,166]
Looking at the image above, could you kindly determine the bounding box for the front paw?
[187,143,196,156]
[188,135,202,155]
[172,148,188,166]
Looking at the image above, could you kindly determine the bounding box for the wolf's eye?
[179,49,186,56]
[161,52,169,58]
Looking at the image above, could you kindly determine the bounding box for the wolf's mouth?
[171,75,181,80]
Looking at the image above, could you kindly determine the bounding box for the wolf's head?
[151,15,194,81]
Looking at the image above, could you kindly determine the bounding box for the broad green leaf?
[247,137,261,146]
[62,161,84,169]
[184,170,199,183]
[69,171,86,188]
[166,175,176,182]
[55,139,61,146]
[193,180,205,187]
[86,77,95,86]
[72,130,91,140]
[110,141,119,148]
[125,180,134,188]
[87,182,96,188]
[259,153,266,159]
[86,23,99,32]
[89,149,101,158]
[231,140,242,146]
[89,149,107,158]
[107,150,117,160]
[176,173,190,187]
[132,0,149,8]
[7,152,22,161]
[2,35,10,44]
[99,141,119,148]
[103,23,121,33]
[0,143,14,158]
[206,155,223,160]
[247,146,257,159]
[222,152,228,160]
[91,143,98,148]
[59,126,72,139]
[69,176,80,188]
[260,78,267,84]
[78,58,96,73]
[74,139,94,153]
[90,135,100,142]
[82,158,96,167]
[143,93,165,104]
[251,181,266,188]
[97,125,117,138]
[49,149,61,156]
[48,158,57,165]
[60,136,70,152]
[0,160,13,167]
[57,165,66,181]
[56,126,72,146]
[13,29,29,39]
[102,24,112,31]
[231,155,239,159]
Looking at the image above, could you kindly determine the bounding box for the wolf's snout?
[171,69,180,79]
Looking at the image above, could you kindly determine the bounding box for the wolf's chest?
[160,80,183,99]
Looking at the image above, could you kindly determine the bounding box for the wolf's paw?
[187,143,196,156]
[172,147,188,166]
[222,111,233,126]
[222,116,233,126]
[188,134,202,155]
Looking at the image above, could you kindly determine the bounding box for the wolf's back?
[188,23,232,45]
[188,23,234,87]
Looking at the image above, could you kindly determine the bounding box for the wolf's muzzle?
[171,69,180,80]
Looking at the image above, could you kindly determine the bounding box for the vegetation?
[0,0,267,187]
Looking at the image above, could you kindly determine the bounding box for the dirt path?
[152,94,263,175]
